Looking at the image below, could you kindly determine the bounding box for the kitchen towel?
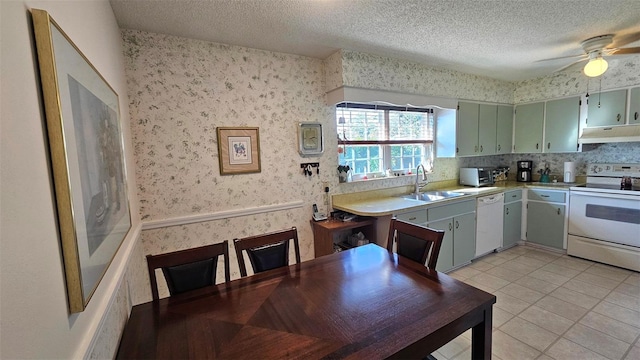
[564,162,576,183]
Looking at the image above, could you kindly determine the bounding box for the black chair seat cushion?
[162,258,217,295]
[247,241,289,273]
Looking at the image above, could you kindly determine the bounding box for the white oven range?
[568,163,640,272]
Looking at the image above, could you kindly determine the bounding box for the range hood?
[579,124,640,144]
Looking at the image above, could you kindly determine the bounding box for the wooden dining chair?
[233,227,301,277]
[387,218,445,270]
[146,240,230,301]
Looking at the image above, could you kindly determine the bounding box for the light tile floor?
[433,245,640,360]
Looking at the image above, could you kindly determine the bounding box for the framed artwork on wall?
[216,127,261,175]
[32,9,132,313]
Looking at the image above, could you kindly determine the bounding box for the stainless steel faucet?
[414,164,428,194]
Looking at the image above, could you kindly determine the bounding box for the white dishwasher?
[475,193,504,257]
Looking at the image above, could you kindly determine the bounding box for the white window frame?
[336,103,434,177]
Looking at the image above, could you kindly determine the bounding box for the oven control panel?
[588,163,640,177]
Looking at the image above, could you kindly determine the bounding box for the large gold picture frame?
[32,9,131,313]
[216,127,261,175]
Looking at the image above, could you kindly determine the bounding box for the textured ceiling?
[110,0,640,82]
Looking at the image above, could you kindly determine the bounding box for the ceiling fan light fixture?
[583,56,608,77]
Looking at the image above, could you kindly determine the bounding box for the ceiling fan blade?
[612,32,640,48]
[609,47,640,55]
[536,53,586,62]
[555,59,587,73]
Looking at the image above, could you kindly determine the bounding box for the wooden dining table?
[116,244,496,359]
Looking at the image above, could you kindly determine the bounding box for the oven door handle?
[570,190,640,201]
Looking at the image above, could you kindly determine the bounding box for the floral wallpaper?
[123,28,639,301]
[338,50,515,104]
[123,30,334,299]
[88,236,146,358]
[515,57,640,103]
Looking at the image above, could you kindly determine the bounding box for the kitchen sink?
[398,191,466,202]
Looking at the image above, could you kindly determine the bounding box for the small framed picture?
[298,122,324,156]
[216,127,261,175]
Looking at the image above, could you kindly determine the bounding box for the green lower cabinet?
[428,212,476,272]
[526,202,565,249]
[429,218,453,272]
[503,202,522,248]
[452,212,476,267]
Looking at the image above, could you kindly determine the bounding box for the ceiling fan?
[540,32,640,77]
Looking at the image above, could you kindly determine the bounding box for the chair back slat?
[234,227,300,277]
[387,218,445,269]
[146,240,230,301]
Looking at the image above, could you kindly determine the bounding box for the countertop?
[332,180,582,217]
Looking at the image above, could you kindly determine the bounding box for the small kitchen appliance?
[564,161,576,183]
[459,167,494,187]
[516,160,533,182]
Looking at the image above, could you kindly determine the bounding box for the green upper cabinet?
[456,102,507,157]
[587,89,627,127]
[544,96,580,152]
[630,87,640,125]
[478,104,497,155]
[456,102,479,156]
[496,105,513,154]
[513,102,544,153]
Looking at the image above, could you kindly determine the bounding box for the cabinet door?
[545,97,580,153]
[503,202,522,248]
[456,102,479,156]
[514,102,544,153]
[496,105,513,154]
[478,104,497,155]
[587,89,627,127]
[452,212,476,267]
[630,87,640,125]
[428,218,454,272]
[526,202,565,249]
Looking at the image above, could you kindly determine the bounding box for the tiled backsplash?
[460,142,640,181]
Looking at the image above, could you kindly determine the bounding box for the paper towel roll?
[564,162,576,183]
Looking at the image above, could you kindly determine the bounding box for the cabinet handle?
[506,208,510,215]
[409,217,417,221]
[480,145,483,152]
[475,145,478,152]
[512,194,517,198]
[557,208,561,215]
[449,223,453,231]
[617,114,621,122]
[541,195,550,198]
[547,142,551,149]
[455,220,459,229]
[498,144,501,151]
[635,112,638,121]
[456,147,459,153]
[536,143,539,149]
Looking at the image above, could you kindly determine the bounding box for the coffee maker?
[517,160,533,182]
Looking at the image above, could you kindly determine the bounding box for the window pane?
[389,111,433,140]
[339,145,382,175]
[337,108,384,141]
[390,144,426,172]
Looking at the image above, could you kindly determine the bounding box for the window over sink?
[336,103,435,177]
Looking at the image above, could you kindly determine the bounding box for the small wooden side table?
[310,217,377,258]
